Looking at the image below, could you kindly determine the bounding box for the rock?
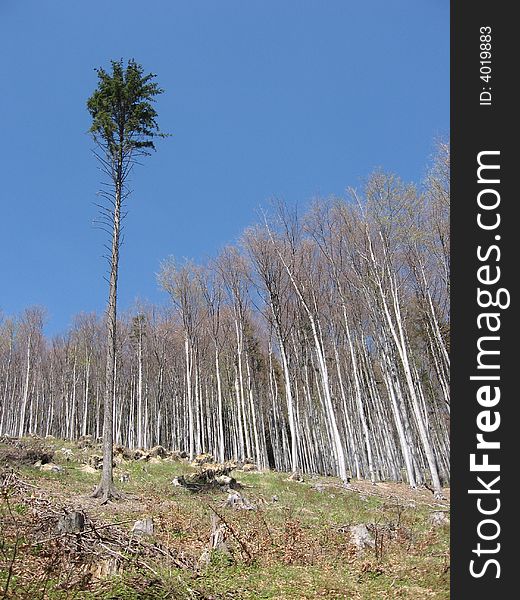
[149,445,168,459]
[429,511,449,527]
[349,524,375,551]
[40,463,63,472]
[224,491,255,510]
[271,495,279,503]
[131,518,154,536]
[312,483,325,493]
[57,511,85,534]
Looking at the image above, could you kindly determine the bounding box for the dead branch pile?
[0,469,194,593]
[172,464,241,493]
[0,436,55,466]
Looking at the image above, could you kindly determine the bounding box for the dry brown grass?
[0,438,450,599]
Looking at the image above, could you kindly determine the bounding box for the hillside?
[0,436,449,599]
[1,149,451,498]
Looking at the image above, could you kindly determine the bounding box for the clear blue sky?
[0,1,448,336]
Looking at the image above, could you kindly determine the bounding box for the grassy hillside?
[0,437,450,599]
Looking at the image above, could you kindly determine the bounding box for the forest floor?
[0,437,450,599]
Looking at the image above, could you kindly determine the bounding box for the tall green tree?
[87,59,167,501]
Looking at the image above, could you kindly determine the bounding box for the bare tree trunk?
[18,335,31,438]
[137,328,144,448]
[81,353,91,437]
[186,335,195,461]
[342,312,376,482]
[0,339,13,435]
[279,338,298,473]
[215,345,225,463]
[92,167,122,502]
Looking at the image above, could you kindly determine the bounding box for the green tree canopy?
[87,59,167,160]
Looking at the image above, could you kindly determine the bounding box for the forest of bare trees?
[0,144,449,495]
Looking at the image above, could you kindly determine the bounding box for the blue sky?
[0,1,448,336]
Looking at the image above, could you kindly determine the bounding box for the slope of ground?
[0,437,450,599]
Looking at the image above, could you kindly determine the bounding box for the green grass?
[1,437,450,599]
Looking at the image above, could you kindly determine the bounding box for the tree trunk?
[92,164,123,502]
[18,336,31,437]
